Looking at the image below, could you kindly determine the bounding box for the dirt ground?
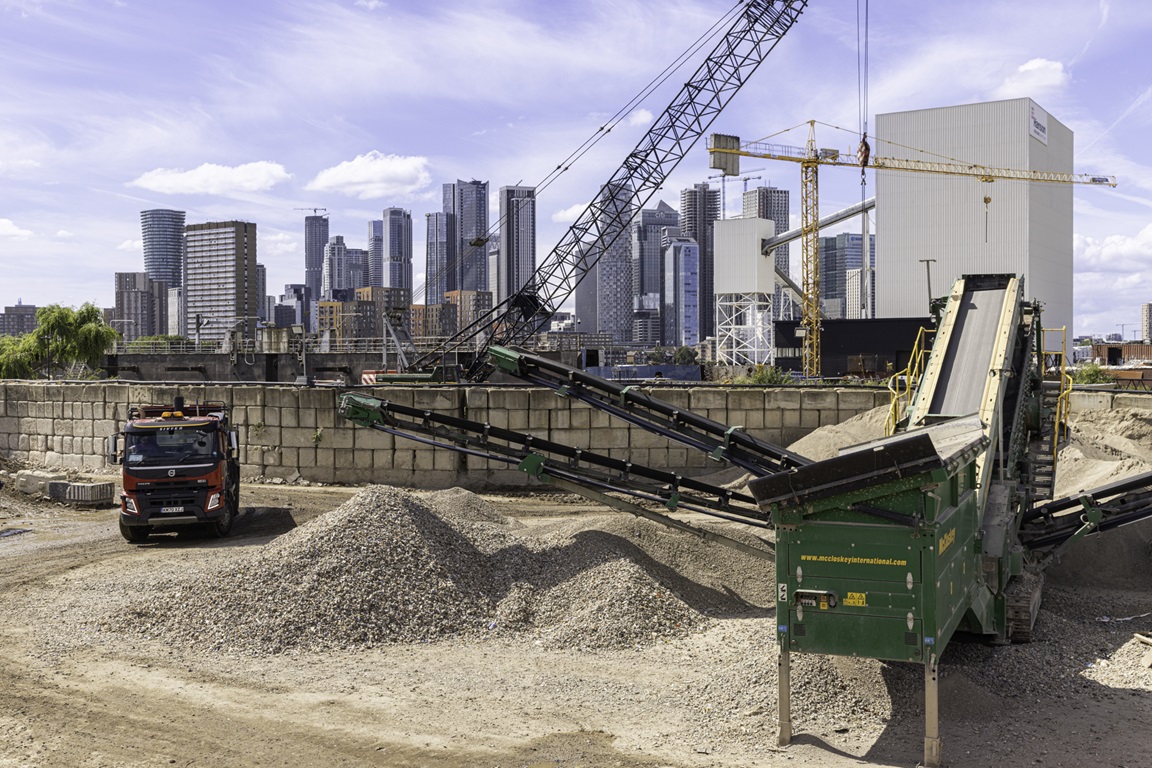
[1,471,1151,768]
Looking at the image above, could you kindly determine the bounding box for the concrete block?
[15,470,67,495]
[689,388,728,411]
[433,450,458,472]
[315,406,336,429]
[263,407,281,428]
[464,387,489,411]
[0,416,17,435]
[359,429,394,450]
[782,410,800,428]
[530,389,559,411]
[838,389,885,411]
[372,448,395,468]
[570,407,591,429]
[353,447,374,469]
[73,419,93,438]
[261,449,280,466]
[765,389,802,409]
[230,387,265,407]
[314,448,336,468]
[528,408,550,431]
[297,408,317,429]
[1068,391,1112,412]
[319,426,355,450]
[727,389,766,412]
[394,450,415,470]
[589,409,614,430]
[280,447,299,468]
[412,388,459,413]
[800,389,839,410]
[280,406,299,429]
[800,410,820,429]
[818,409,839,427]
[507,409,529,431]
[1112,393,1152,411]
[492,388,531,411]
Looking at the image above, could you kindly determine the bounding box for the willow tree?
[21,303,119,379]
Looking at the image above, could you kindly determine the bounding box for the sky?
[0,0,1149,339]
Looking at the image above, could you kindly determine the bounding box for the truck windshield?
[125,427,215,465]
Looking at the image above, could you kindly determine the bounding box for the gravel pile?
[114,486,741,654]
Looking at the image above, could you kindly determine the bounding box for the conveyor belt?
[488,346,811,477]
[927,286,1007,417]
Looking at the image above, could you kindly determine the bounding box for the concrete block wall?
[0,382,902,490]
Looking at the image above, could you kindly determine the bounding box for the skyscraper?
[382,207,414,295]
[425,212,451,305]
[322,235,351,298]
[630,200,679,343]
[497,186,536,305]
[184,221,258,342]
[663,236,700,347]
[368,219,384,288]
[594,180,635,343]
[743,186,792,319]
[303,214,329,299]
[680,183,720,340]
[140,209,185,288]
[444,180,489,294]
[819,233,875,319]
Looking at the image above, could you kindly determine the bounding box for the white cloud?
[129,161,291,195]
[1075,222,1152,271]
[992,58,1069,100]
[0,218,33,239]
[305,151,431,200]
[56,229,74,238]
[261,231,298,257]
[627,108,654,127]
[117,239,143,251]
[355,0,384,9]
[551,202,587,223]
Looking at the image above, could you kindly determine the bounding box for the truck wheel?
[207,503,234,538]
[119,520,150,543]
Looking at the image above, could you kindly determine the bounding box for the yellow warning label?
[844,592,867,607]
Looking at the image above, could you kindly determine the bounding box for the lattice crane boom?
[411,0,810,379]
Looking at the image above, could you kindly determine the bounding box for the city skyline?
[0,1,1149,338]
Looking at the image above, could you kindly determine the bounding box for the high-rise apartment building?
[0,301,38,337]
[255,263,268,321]
[425,212,452,305]
[303,214,330,299]
[368,219,384,288]
[680,183,721,340]
[496,186,536,305]
[444,180,489,293]
[321,235,347,299]
[183,221,258,342]
[594,180,635,343]
[140,209,185,288]
[743,187,792,319]
[113,272,167,341]
[382,208,413,294]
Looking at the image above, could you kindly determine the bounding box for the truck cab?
[108,397,240,542]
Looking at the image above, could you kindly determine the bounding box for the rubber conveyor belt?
[487,345,811,477]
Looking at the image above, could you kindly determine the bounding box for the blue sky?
[0,0,1149,337]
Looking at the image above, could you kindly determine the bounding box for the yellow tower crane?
[709,122,1117,378]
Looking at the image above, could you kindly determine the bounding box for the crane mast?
[709,126,1117,377]
[411,0,810,378]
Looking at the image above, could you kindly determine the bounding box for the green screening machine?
[340,273,1152,767]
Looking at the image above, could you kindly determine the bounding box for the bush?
[734,364,794,386]
[1072,362,1115,385]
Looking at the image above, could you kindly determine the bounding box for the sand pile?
[788,405,890,461]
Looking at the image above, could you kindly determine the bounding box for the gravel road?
[1,410,1150,768]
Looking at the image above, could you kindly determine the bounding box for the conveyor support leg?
[924,657,942,768]
[778,644,792,747]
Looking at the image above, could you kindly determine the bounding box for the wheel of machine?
[119,520,150,543]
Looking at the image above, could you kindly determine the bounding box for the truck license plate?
[160,506,184,514]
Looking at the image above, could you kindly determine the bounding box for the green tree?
[1072,361,1115,385]
[0,334,36,379]
[21,303,118,378]
[673,346,699,365]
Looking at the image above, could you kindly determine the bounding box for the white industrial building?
[713,217,776,366]
[875,98,1074,333]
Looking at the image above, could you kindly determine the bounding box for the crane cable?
[412,1,747,306]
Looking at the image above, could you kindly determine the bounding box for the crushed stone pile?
[115,486,773,655]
